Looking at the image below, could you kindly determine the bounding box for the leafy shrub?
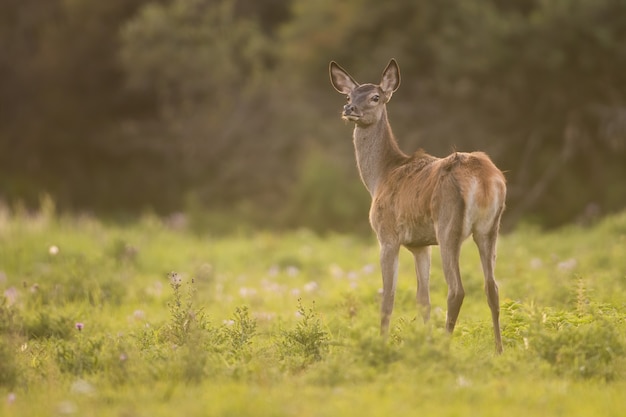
[501,279,626,381]
[356,333,402,371]
[502,272,626,380]
[134,273,263,382]
[501,300,534,348]
[519,281,626,382]
[202,306,260,380]
[221,306,257,358]
[531,317,624,381]
[385,318,451,369]
[279,299,329,370]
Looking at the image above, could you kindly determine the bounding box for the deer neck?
[352,109,407,196]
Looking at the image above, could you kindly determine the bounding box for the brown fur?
[330,59,506,353]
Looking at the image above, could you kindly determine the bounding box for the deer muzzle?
[342,104,361,121]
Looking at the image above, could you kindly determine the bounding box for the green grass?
[1,204,625,416]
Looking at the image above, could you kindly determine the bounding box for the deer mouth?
[342,113,361,122]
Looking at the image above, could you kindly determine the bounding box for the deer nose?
[343,104,356,115]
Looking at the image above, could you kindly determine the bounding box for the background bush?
[1,0,625,231]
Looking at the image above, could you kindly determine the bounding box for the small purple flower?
[75,322,84,332]
[3,287,19,306]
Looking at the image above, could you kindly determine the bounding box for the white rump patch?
[462,178,479,239]
[466,177,504,237]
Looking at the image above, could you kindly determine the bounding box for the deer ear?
[330,61,359,94]
[380,59,400,102]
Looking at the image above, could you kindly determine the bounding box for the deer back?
[370,151,506,247]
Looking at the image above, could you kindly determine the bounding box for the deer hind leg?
[437,210,465,334]
[473,213,504,354]
[379,243,400,336]
[408,246,431,323]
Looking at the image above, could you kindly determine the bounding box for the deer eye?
[371,94,380,103]
[346,96,351,103]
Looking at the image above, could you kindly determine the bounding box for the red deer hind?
[329,59,506,353]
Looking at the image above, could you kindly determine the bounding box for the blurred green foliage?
[1,0,625,231]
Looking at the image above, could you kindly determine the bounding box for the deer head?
[329,59,401,126]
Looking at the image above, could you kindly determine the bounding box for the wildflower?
[75,322,84,332]
[329,264,344,279]
[303,281,319,293]
[347,271,359,280]
[239,287,257,298]
[557,258,578,271]
[133,310,146,321]
[530,258,543,269]
[254,312,276,321]
[147,281,163,297]
[262,279,285,295]
[71,379,95,396]
[286,266,300,277]
[456,375,471,388]
[166,212,187,230]
[362,264,376,275]
[7,393,16,405]
[267,265,280,277]
[3,287,18,305]
[49,245,59,255]
[57,401,77,415]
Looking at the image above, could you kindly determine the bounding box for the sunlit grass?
[1,207,625,416]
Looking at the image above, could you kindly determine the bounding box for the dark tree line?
[1,0,625,232]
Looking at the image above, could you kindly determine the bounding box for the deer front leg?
[379,243,400,336]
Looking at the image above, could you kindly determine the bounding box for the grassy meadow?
[1,202,625,416]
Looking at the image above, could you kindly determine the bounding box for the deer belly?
[400,221,438,247]
[370,198,438,246]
